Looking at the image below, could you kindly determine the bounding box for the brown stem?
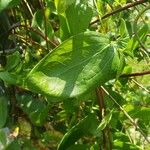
[96,88,107,150]
[8,86,17,123]
[42,0,49,51]
[15,33,47,50]
[120,70,150,78]
[8,23,57,48]
[90,0,148,25]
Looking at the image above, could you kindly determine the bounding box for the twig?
[131,79,150,93]
[133,5,150,54]
[15,34,47,50]
[42,0,49,51]
[8,23,57,48]
[96,88,112,150]
[96,88,107,150]
[120,70,150,78]
[90,0,148,25]
[101,86,150,144]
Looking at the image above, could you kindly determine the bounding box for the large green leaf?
[57,113,99,150]
[25,31,121,99]
[0,96,8,128]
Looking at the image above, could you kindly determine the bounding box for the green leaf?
[0,96,8,128]
[54,0,75,13]
[66,2,93,35]
[5,51,20,71]
[31,9,54,40]
[95,110,113,136]
[113,132,141,150]
[16,94,49,126]
[119,19,128,37]
[57,113,99,150]
[25,31,122,99]
[125,24,149,55]
[0,0,20,12]
[0,129,7,147]
[59,14,71,41]
[123,104,150,124]
[59,2,93,40]
[5,139,21,150]
[0,71,22,85]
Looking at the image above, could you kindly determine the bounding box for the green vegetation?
[0,0,150,149]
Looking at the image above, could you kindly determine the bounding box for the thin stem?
[120,70,150,78]
[96,88,107,150]
[8,23,57,48]
[131,79,150,93]
[8,86,17,124]
[15,34,47,50]
[22,0,33,18]
[90,0,148,25]
[133,5,150,54]
[96,88,112,150]
[42,0,49,51]
[101,86,150,144]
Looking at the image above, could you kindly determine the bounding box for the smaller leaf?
[0,96,8,128]
[0,71,21,85]
[54,0,75,13]
[0,129,7,147]
[66,2,93,35]
[57,113,99,150]
[31,9,54,42]
[113,132,141,150]
[16,94,49,126]
[125,24,149,55]
[119,19,128,37]
[95,110,113,136]
[5,139,21,150]
[5,51,20,71]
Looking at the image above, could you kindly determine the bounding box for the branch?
[133,5,150,54]
[8,23,57,48]
[131,79,150,93]
[90,0,148,25]
[120,70,150,78]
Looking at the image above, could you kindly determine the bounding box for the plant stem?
[96,88,106,150]
[131,79,150,93]
[90,0,148,25]
[120,70,150,77]
[96,88,113,150]
[8,86,17,123]
[133,5,150,54]
[8,23,57,48]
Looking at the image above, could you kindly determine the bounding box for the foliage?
[0,0,150,149]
